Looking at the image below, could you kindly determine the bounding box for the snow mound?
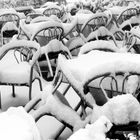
[58,50,140,85]
[68,115,112,140]
[91,94,140,125]
[0,106,41,140]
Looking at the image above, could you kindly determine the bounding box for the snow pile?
[68,115,112,140]
[1,22,19,32]
[130,25,140,38]
[125,75,139,95]
[91,94,140,125]
[0,106,41,140]
[79,40,119,54]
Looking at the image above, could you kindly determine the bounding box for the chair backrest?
[30,20,64,46]
[43,5,62,19]
[0,39,41,65]
[40,39,72,77]
[80,13,108,37]
[86,26,117,45]
[117,7,138,25]
[0,12,20,30]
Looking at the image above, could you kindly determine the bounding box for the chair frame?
[0,12,20,45]
[43,7,62,19]
[117,7,139,25]
[0,40,43,100]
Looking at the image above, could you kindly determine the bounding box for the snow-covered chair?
[56,50,140,139]
[43,5,63,19]
[39,39,72,81]
[0,39,42,100]
[65,13,109,56]
[0,11,20,45]
[80,12,108,38]
[79,31,137,54]
[30,18,64,47]
[24,83,89,137]
[30,19,64,80]
[117,7,138,25]
[86,26,118,45]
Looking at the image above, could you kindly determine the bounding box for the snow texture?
[68,115,112,140]
[0,106,41,140]
[91,94,140,125]
[58,50,140,86]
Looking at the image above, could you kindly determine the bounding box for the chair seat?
[0,62,39,84]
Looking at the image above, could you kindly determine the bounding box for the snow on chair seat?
[0,39,42,100]
[0,106,41,140]
[0,62,38,84]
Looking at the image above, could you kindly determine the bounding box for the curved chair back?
[117,7,138,25]
[30,20,64,46]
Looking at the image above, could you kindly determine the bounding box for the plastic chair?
[0,39,42,100]
[0,11,20,45]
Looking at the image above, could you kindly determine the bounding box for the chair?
[0,39,42,100]
[0,11,20,45]
[43,5,62,19]
[54,50,140,139]
[30,20,64,46]
[38,39,72,80]
[86,26,118,45]
[24,40,84,139]
[117,7,139,25]
[80,12,108,38]
[30,20,64,80]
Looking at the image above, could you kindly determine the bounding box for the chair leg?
[29,82,32,101]
[12,85,16,97]
[38,78,43,91]
[0,92,2,109]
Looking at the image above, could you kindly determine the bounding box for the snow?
[1,22,19,32]
[79,40,119,54]
[0,39,41,83]
[81,12,108,32]
[68,115,112,140]
[58,50,140,86]
[0,41,81,139]
[0,106,41,140]
[91,94,140,125]
[1,2,140,139]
